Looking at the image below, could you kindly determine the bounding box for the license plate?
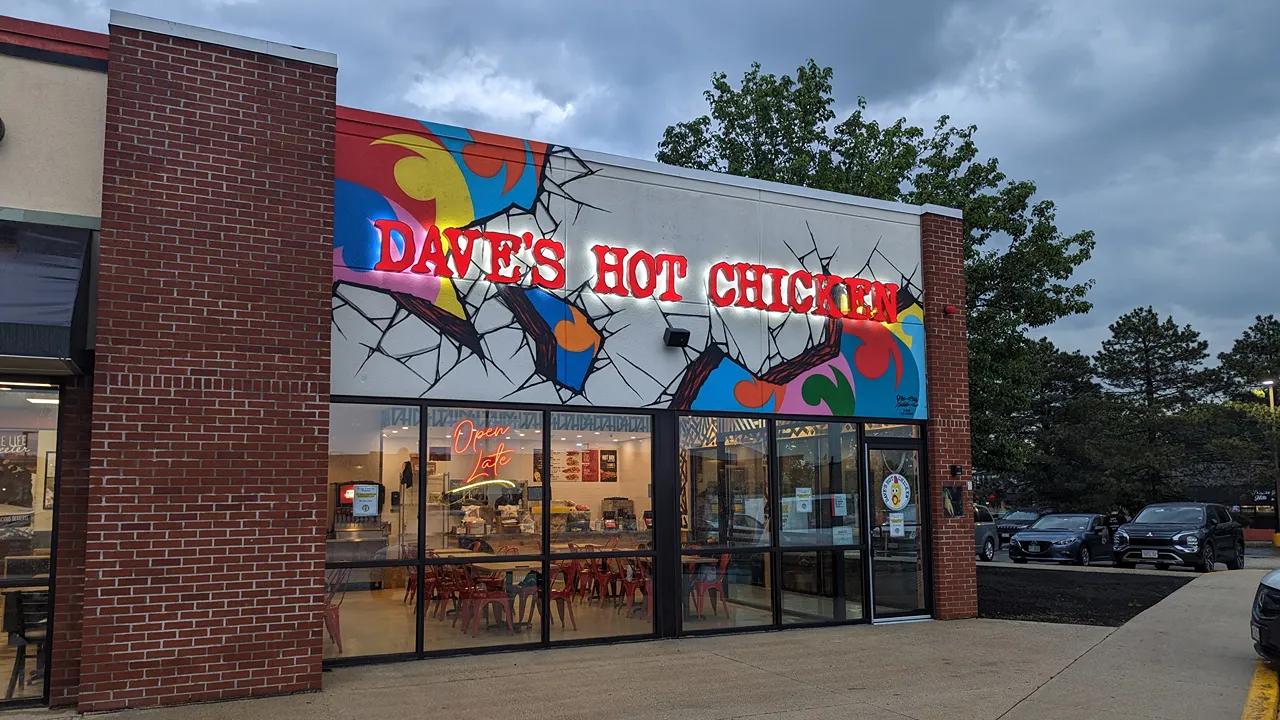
[1253,624,1261,642]
[1028,543,1041,553]
[1142,550,1158,559]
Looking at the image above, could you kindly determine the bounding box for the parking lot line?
[1241,660,1278,720]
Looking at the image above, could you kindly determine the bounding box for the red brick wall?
[49,374,93,706]
[78,23,335,711]
[921,212,977,620]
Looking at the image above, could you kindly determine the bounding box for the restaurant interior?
[323,405,907,660]
[0,383,58,700]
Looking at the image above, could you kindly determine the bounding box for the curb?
[1242,660,1279,720]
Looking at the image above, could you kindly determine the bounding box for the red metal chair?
[323,568,352,653]
[545,560,581,630]
[617,559,650,618]
[690,554,732,619]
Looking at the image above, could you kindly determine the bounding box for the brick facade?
[75,21,336,711]
[48,374,93,706]
[921,212,977,620]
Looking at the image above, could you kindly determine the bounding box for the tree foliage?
[656,60,1096,475]
[1219,314,1280,400]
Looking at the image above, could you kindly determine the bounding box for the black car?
[1252,568,1280,660]
[996,507,1055,545]
[1007,513,1110,566]
[1112,502,1244,572]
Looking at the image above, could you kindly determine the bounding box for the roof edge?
[109,10,337,68]
[0,14,108,60]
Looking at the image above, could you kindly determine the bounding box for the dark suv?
[1112,502,1244,572]
[996,507,1055,545]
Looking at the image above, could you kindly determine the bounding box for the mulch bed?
[978,566,1194,626]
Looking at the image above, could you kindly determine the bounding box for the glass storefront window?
[775,421,859,547]
[426,408,542,556]
[327,404,420,564]
[865,423,920,438]
[680,417,769,548]
[548,412,652,552]
[0,383,58,700]
[780,552,836,624]
[421,558,543,651]
[680,552,773,631]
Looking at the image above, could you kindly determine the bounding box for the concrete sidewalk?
[6,568,1263,720]
[1000,566,1266,720]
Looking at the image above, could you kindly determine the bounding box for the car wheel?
[1197,544,1215,573]
[1154,563,1171,571]
[979,537,996,562]
[1228,540,1245,570]
[1077,546,1091,566]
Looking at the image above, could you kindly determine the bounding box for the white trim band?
[109,11,338,68]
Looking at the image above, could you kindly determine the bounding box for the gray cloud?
[12,0,1279,359]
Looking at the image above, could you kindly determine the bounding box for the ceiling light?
[26,398,58,405]
[576,443,583,447]
[1,382,55,388]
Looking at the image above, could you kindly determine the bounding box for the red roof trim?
[0,15,109,61]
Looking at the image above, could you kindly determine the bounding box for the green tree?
[1094,307,1217,411]
[1016,339,1126,510]
[1093,307,1219,504]
[1219,314,1280,399]
[656,60,1096,475]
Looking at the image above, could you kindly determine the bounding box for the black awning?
[0,220,93,374]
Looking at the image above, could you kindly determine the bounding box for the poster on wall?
[581,451,599,482]
[599,450,618,483]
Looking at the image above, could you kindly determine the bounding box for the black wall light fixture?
[0,113,6,144]
[663,327,690,348]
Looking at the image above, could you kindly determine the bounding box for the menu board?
[552,451,582,482]
[550,450,606,482]
[581,451,599,483]
[599,450,618,483]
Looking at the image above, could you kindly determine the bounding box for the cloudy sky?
[13,0,1279,359]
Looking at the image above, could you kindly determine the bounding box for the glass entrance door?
[866,447,926,618]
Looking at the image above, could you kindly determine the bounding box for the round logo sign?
[881,474,911,511]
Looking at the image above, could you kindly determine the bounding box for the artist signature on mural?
[895,394,919,412]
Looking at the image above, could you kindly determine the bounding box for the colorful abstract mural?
[332,108,928,420]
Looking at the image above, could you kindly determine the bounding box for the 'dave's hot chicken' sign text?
[372,222,899,323]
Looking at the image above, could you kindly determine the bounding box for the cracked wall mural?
[333,110,928,420]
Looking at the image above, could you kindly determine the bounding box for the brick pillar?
[49,374,93,706]
[921,210,976,620]
[80,13,336,711]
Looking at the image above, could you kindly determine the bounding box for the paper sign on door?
[889,512,905,538]
[832,494,848,516]
[832,526,854,545]
[795,488,813,513]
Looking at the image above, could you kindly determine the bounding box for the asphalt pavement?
[987,543,1280,574]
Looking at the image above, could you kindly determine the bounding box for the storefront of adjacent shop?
[324,107,968,661]
[0,10,973,712]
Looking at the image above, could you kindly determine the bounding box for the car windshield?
[1030,515,1089,531]
[1003,511,1040,521]
[1134,506,1203,525]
